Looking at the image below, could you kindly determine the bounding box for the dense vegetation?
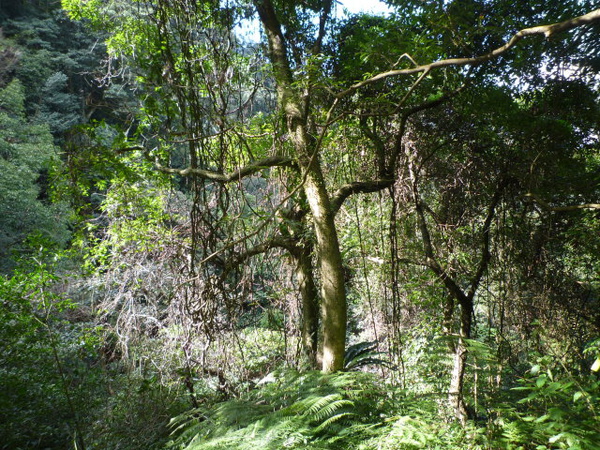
[1,0,599,448]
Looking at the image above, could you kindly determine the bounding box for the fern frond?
[313,411,357,433]
[168,369,391,449]
[345,341,378,363]
[344,340,391,370]
[312,399,354,424]
[304,394,343,417]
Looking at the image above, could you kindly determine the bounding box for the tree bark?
[294,121,347,372]
[449,337,468,425]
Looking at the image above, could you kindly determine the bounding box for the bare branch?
[337,9,600,98]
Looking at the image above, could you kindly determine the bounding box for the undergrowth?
[166,369,480,450]
[166,359,600,450]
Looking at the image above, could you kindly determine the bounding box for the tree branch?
[389,84,467,171]
[120,145,298,182]
[222,236,299,279]
[467,179,508,299]
[337,9,600,98]
[331,85,466,215]
[313,0,332,56]
[331,179,394,215]
[525,193,600,211]
[154,155,297,182]
[408,155,469,304]
[254,0,295,102]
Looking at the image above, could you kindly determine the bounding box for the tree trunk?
[443,295,456,351]
[303,168,347,373]
[294,244,319,368]
[255,0,347,372]
[448,297,473,425]
[284,96,347,373]
[448,336,468,425]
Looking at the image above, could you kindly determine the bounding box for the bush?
[494,358,600,449]
[0,256,99,449]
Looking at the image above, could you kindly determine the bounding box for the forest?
[1,0,599,448]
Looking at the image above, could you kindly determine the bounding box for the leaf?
[573,391,584,402]
[344,341,390,370]
[313,411,357,433]
[548,433,564,444]
[591,357,600,372]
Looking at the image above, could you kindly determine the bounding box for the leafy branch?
[337,9,600,98]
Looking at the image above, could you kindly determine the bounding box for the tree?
[0,79,69,271]
[62,0,600,376]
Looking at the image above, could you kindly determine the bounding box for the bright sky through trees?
[338,0,392,16]
[236,0,391,42]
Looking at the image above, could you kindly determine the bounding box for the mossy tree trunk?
[254,0,347,372]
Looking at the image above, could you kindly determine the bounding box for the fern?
[167,370,387,449]
[313,411,356,433]
[302,394,353,422]
[167,368,500,449]
[344,341,390,370]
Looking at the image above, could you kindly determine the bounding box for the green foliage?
[0,243,186,449]
[167,370,372,449]
[220,328,288,381]
[41,2,600,449]
[166,369,486,450]
[0,79,70,271]
[495,358,600,449]
[40,71,82,135]
[61,0,103,22]
[52,122,149,219]
[0,250,97,449]
[77,170,182,281]
[2,9,106,124]
[84,372,189,450]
